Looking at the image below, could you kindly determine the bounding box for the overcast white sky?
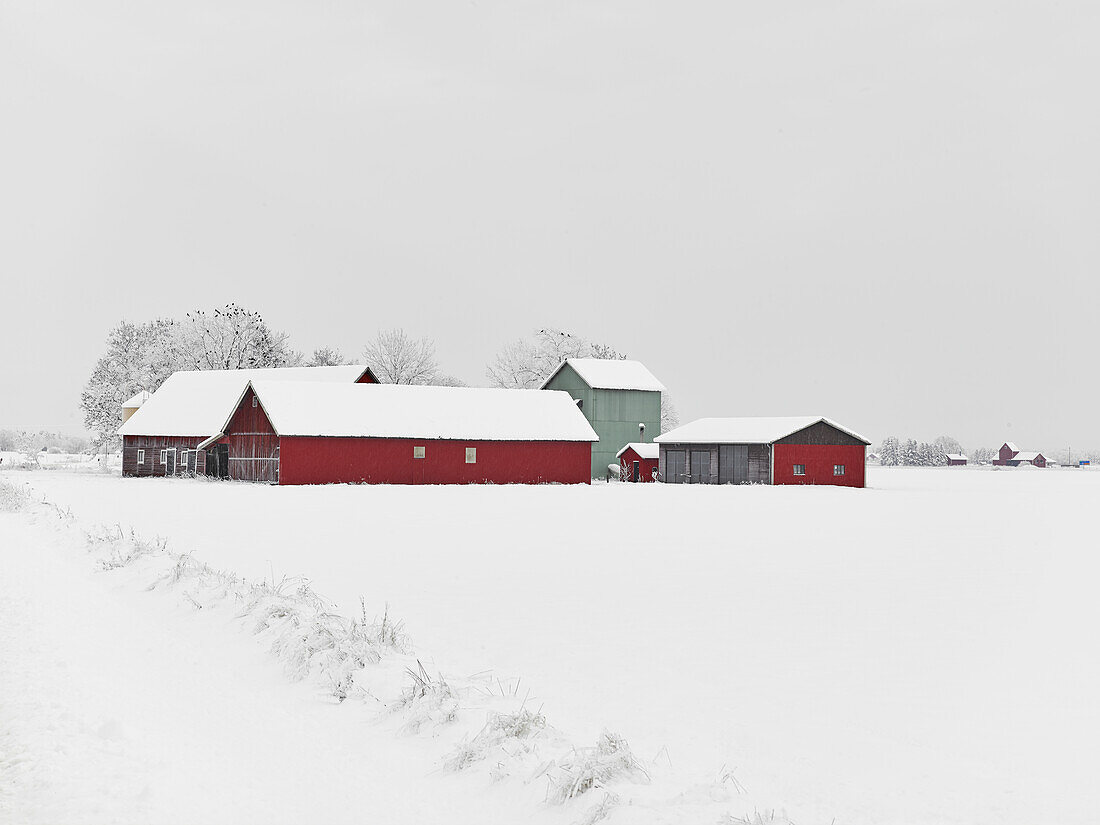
[1,1,1097,451]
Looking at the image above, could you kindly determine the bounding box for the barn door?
[719,445,748,484]
[664,450,686,483]
[689,450,710,484]
[164,449,176,476]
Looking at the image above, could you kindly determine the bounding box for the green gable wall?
[544,363,661,478]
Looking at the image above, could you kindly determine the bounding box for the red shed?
[118,365,376,478]
[206,380,598,485]
[654,416,869,488]
[615,442,660,482]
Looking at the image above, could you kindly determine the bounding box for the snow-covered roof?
[945,453,968,461]
[247,382,600,442]
[1011,451,1042,462]
[615,442,660,460]
[121,390,151,410]
[540,358,665,392]
[1003,442,1020,452]
[654,416,870,446]
[118,366,373,437]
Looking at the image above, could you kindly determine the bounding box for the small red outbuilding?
[206,381,599,485]
[615,442,660,482]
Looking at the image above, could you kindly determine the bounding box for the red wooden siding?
[619,447,659,482]
[278,437,592,485]
[218,387,280,483]
[772,444,866,488]
[356,371,376,384]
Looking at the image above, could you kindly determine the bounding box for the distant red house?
[946,453,968,466]
[206,381,598,486]
[993,442,1047,468]
[616,442,659,482]
[654,416,869,488]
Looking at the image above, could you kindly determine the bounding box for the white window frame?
[793,464,806,476]
[834,464,845,476]
[413,445,425,459]
[465,447,477,464]
[137,449,145,465]
[160,449,167,464]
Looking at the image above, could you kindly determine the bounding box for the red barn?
[118,365,377,478]
[615,442,660,482]
[992,442,1020,466]
[654,416,869,488]
[946,453,968,466]
[203,380,598,485]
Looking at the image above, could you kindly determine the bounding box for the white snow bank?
[0,484,740,825]
[20,468,1100,825]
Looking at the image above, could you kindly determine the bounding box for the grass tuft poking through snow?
[720,811,799,825]
[545,729,650,805]
[444,707,548,773]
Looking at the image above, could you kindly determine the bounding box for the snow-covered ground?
[4,467,1098,824]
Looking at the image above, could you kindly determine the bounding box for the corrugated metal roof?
[655,416,870,446]
[249,381,600,442]
[117,366,372,437]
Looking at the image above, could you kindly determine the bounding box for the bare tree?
[660,395,680,432]
[486,328,625,389]
[305,346,348,367]
[362,328,440,385]
[933,435,963,455]
[179,304,300,371]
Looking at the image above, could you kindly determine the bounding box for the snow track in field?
[0,487,739,825]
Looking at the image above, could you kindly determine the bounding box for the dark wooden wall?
[774,421,867,447]
[659,443,771,484]
[122,435,207,477]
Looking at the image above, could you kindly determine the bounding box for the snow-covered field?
[3,467,1098,824]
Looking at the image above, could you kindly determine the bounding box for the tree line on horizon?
[78,306,678,449]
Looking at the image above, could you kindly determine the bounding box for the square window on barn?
[465,447,477,464]
[137,449,145,464]
[793,464,806,476]
[160,449,167,464]
[834,464,845,476]
[413,446,425,459]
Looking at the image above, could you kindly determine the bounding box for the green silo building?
[540,358,665,478]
